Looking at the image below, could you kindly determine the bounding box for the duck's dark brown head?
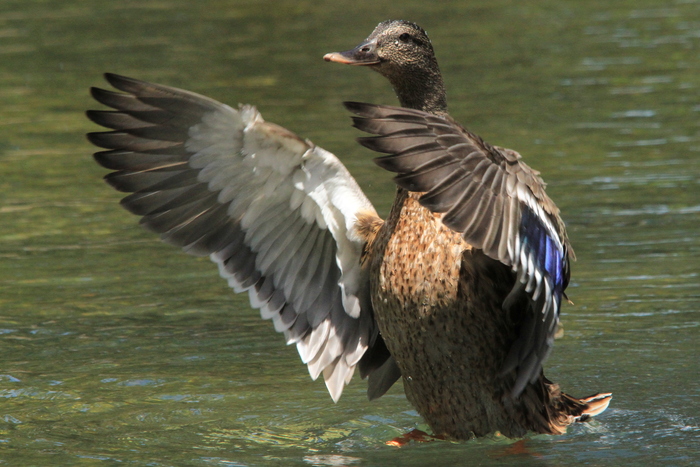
[324,20,447,115]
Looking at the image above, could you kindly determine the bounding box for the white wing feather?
[88,74,378,402]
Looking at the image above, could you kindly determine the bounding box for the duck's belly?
[370,193,520,439]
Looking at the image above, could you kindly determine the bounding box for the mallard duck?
[87,19,610,440]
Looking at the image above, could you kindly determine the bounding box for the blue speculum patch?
[519,204,566,309]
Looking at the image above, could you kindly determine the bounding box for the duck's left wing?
[345,101,573,397]
[86,74,382,401]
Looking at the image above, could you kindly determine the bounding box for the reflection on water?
[0,0,698,465]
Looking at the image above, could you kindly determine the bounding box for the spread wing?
[86,74,382,401]
[345,101,573,397]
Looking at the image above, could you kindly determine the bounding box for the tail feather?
[545,381,612,434]
[511,374,612,436]
[576,392,613,421]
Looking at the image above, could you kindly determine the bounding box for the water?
[1,0,698,465]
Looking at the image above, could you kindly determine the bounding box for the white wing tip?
[323,358,354,403]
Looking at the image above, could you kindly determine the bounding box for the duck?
[86,19,611,440]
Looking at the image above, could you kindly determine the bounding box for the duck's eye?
[399,33,410,42]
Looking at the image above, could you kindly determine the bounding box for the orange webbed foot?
[386,429,444,447]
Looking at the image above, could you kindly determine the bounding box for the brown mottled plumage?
[86,19,610,442]
[366,187,583,438]
[326,20,610,438]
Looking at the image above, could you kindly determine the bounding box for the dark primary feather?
[344,101,573,396]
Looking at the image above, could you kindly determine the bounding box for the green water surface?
[0,0,698,465]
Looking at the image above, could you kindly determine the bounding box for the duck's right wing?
[345,101,573,398]
[86,74,383,402]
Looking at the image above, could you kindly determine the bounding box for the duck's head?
[324,20,447,115]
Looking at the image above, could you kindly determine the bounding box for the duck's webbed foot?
[386,429,444,447]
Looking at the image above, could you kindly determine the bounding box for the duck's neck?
[386,63,447,209]
[387,65,447,116]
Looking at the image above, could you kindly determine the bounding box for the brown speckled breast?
[369,189,526,438]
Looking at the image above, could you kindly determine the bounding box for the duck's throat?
[389,70,448,115]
